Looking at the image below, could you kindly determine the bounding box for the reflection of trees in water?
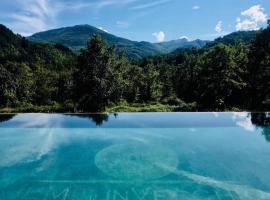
[251,113,270,142]
[88,114,109,126]
[0,114,16,123]
[0,113,118,127]
[262,128,270,142]
[70,113,118,126]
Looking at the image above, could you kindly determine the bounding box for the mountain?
[0,24,24,48]
[207,31,257,47]
[0,24,75,69]
[158,38,208,52]
[29,25,207,60]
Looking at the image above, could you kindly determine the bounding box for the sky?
[0,0,269,42]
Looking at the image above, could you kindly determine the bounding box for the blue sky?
[0,0,269,42]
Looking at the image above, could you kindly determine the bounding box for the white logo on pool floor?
[95,143,179,181]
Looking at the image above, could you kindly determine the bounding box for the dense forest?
[0,23,269,112]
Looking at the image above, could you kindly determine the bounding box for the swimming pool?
[0,113,270,200]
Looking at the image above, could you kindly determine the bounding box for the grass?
[0,103,174,113]
[0,101,198,113]
[0,103,74,113]
[106,102,175,112]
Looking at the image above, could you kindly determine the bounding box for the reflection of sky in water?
[0,112,260,129]
[0,113,270,200]
[231,112,255,131]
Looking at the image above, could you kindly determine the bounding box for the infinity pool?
[0,113,270,200]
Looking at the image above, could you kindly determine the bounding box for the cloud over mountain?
[236,5,268,31]
[152,31,165,42]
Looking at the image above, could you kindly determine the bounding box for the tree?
[9,62,34,104]
[33,66,58,105]
[247,28,270,110]
[139,62,162,102]
[0,64,14,107]
[158,62,174,98]
[122,64,144,102]
[74,35,126,112]
[0,62,34,107]
[173,49,200,103]
[197,44,246,110]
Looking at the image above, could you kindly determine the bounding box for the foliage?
[197,44,247,110]
[106,101,174,112]
[0,24,270,112]
[206,31,257,47]
[0,24,76,109]
[74,35,129,111]
[247,27,270,110]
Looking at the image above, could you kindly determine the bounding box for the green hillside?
[29,25,206,60]
[207,31,257,47]
[158,39,207,52]
[0,24,76,110]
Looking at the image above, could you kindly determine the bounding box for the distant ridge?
[28,25,207,60]
[207,31,257,47]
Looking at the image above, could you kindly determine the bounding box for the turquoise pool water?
[0,113,270,200]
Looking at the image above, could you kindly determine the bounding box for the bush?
[161,96,186,105]
[173,101,198,112]
[106,102,174,112]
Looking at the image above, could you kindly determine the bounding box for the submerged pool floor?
[0,113,270,200]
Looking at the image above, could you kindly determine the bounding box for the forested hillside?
[29,25,207,60]
[206,31,257,47]
[0,24,76,111]
[0,23,269,112]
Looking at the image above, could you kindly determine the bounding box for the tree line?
[0,24,269,112]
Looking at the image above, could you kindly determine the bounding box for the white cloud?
[215,21,222,33]
[7,0,140,36]
[95,0,140,11]
[132,0,171,10]
[52,0,141,14]
[8,0,56,35]
[179,36,190,41]
[236,5,267,31]
[242,5,267,22]
[152,31,165,42]
[98,27,108,33]
[59,0,140,11]
[192,5,200,10]
[116,21,130,28]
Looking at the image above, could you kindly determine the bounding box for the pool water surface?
[0,113,270,200]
